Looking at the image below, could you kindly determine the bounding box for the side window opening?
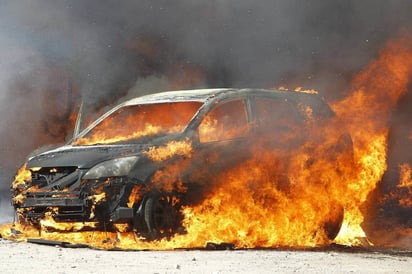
[198,99,248,143]
[255,97,304,144]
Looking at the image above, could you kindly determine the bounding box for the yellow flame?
[144,139,192,162]
[11,164,31,189]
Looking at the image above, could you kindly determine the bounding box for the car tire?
[143,194,180,240]
[322,205,344,240]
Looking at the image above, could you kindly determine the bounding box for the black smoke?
[0,0,411,228]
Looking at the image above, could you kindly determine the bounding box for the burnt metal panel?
[22,197,85,207]
[111,207,134,222]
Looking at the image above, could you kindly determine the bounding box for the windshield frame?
[70,99,206,146]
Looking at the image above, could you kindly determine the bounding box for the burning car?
[11,88,352,241]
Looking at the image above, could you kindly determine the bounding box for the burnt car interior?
[198,99,249,143]
[75,101,203,145]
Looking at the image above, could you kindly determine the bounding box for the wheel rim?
[144,194,180,238]
[152,196,174,232]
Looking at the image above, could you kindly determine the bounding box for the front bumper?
[16,191,92,222]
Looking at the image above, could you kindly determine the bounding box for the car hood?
[26,144,149,169]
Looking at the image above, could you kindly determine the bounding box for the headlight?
[83,156,139,179]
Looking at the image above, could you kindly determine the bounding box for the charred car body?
[12,88,351,240]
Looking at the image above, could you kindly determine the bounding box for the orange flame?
[333,34,412,245]
[74,102,202,146]
[74,124,162,145]
[399,163,412,188]
[397,163,412,207]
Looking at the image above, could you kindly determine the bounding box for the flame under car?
[11,88,352,241]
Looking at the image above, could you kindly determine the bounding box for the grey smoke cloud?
[0,0,411,224]
[2,1,411,101]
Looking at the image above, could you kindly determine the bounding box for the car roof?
[121,88,319,106]
[122,88,231,106]
[72,88,332,143]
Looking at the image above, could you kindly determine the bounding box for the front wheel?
[143,194,182,240]
[322,205,344,240]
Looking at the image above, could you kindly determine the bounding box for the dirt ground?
[0,239,410,274]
